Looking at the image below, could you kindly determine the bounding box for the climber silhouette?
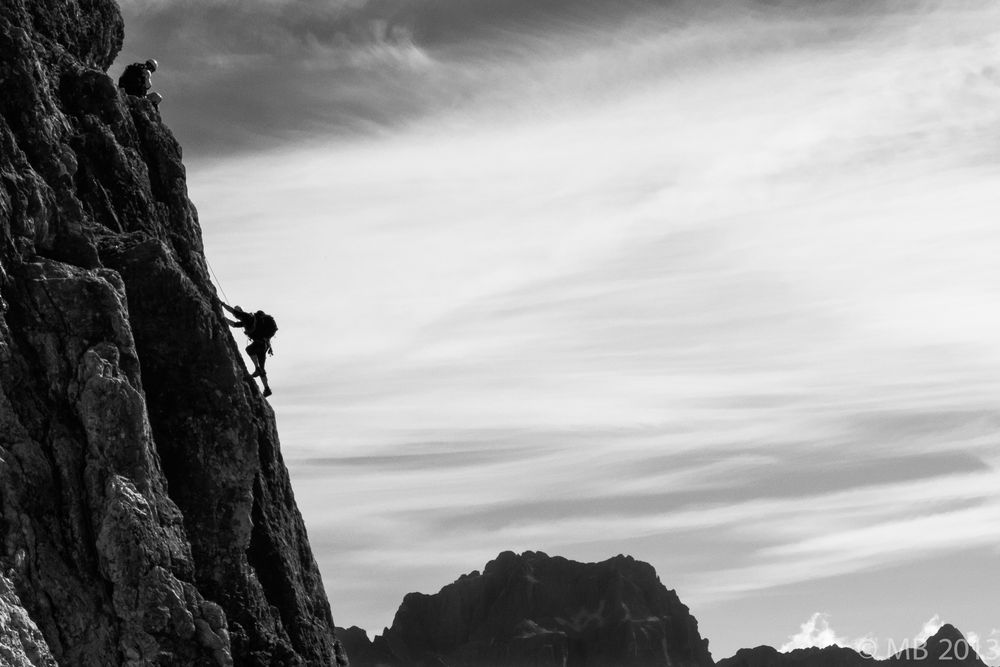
[117,58,163,105]
[222,302,277,397]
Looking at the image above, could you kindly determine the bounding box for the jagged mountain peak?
[342,551,713,667]
[926,624,968,644]
[891,624,986,666]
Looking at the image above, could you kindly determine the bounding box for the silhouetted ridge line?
[339,550,713,667]
[718,624,988,667]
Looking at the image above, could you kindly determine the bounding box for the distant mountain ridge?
[720,624,987,667]
[339,550,713,667]
[340,551,989,667]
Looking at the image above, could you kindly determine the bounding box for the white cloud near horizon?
[778,613,976,660]
[914,614,944,643]
[780,613,848,651]
[148,0,1000,658]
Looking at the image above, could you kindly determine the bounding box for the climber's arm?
[221,303,249,329]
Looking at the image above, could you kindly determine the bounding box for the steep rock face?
[0,1,338,665]
[348,551,713,667]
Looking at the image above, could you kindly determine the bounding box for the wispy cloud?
[133,0,1000,657]
[779,613,963,658]
[117,0,920,154]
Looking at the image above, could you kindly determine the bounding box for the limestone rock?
[0,0,339,664]
[0,574,57,667]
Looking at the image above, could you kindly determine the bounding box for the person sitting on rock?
[221,302,278,398]
[117,58,163,105]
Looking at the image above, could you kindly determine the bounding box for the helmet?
[144,58,158,72]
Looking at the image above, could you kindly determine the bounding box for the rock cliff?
[0,1,339,665]
[341,551,714,667]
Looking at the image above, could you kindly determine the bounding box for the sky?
[117,0,1000,660]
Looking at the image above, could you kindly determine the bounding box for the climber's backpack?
[253,312,278,340]
[118,63,149,95]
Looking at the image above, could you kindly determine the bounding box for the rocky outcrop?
[345,551,714,667]
[0,574,57,667]
[0,0,338,665]
[718,625,987,667]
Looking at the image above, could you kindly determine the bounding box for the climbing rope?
[206,257,230,304]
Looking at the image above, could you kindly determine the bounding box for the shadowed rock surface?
[341,551,714,667]
[337,626,398,667]
[0,0,338,664]
[718,625,987,667]
[0,574,57,667]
